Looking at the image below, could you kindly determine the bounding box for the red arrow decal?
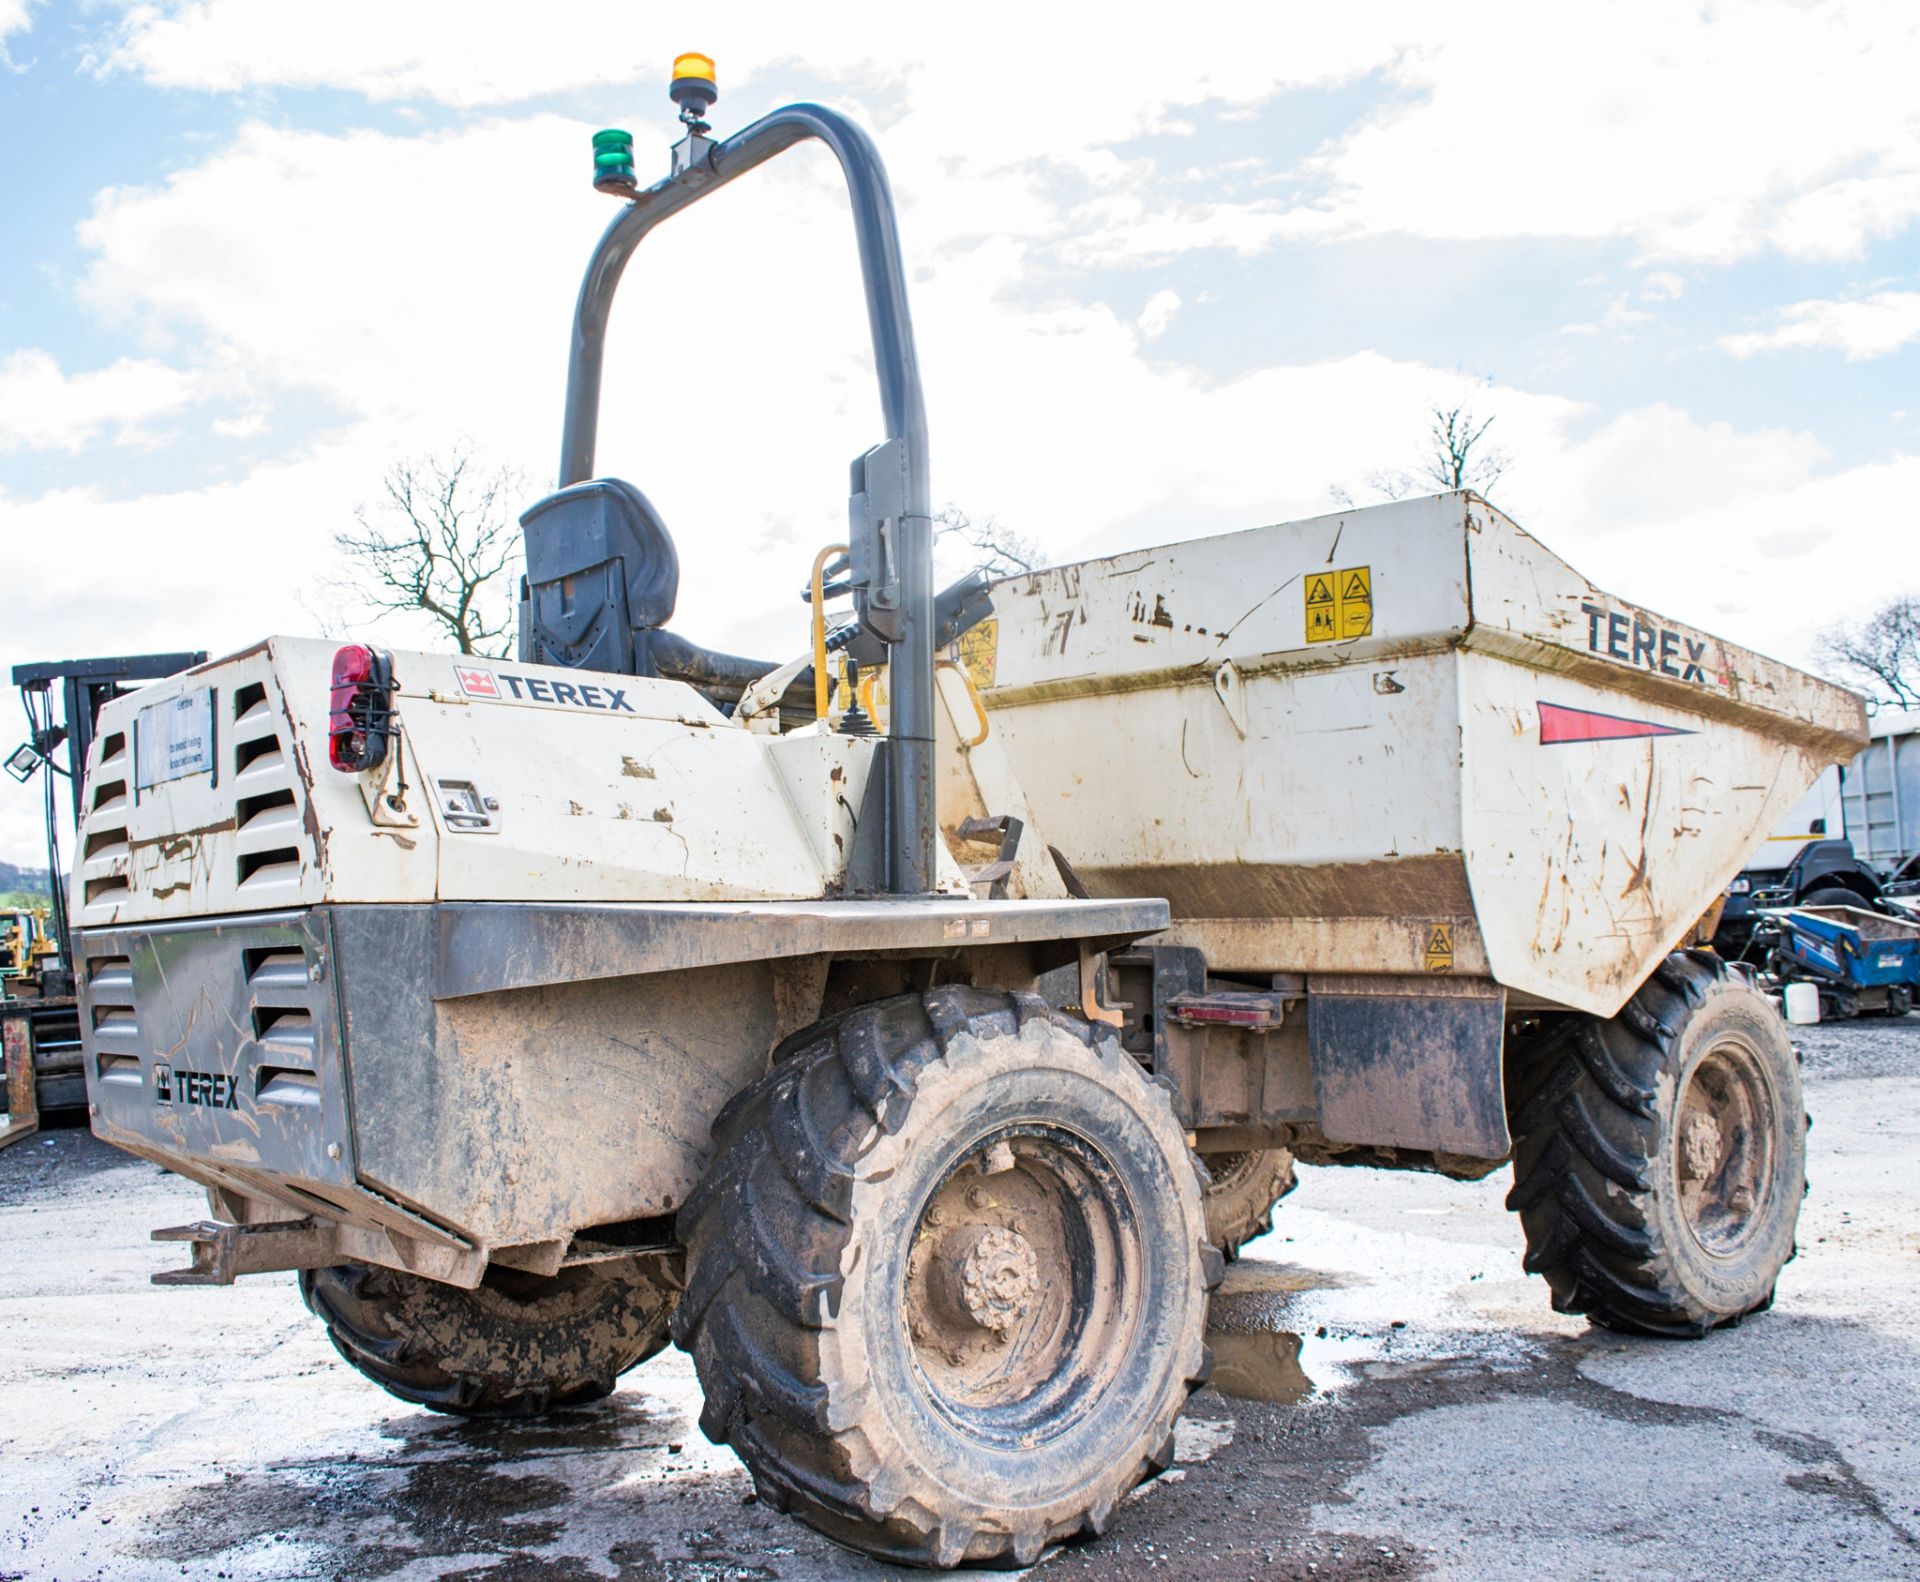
[1539,701,1694,745]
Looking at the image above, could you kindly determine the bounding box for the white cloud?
[44,97,1920,661]
[1136,290,1181,340]
[1283,2,1920,263]
[0,0,34,67]
[100,7,1411,125]
[0,349,200,452]
[210,410,268,438]
[1559,295,1655,337]
[1525,438,1920,667]
[0,435,380,865]
[1639,271,1686,302]
[1720,290,1920,361]
[96,3,1920,270]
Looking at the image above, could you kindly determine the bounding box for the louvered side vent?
[231,684,304,894]
[244,944,322,1109]
[79,733,132,907]
[87,954,143,1087]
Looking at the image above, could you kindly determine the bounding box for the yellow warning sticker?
[1305,573,1338,641]
[957,618,998,690]
[1339,566,1373,639]
[1424,922,1454,974]
[1306,564,1373,643]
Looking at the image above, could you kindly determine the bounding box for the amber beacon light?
[670,52,718,128]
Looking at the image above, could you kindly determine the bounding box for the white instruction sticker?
[136,687,214,789]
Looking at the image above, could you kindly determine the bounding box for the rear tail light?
[328,645,395,772]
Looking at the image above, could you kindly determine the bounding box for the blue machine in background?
[1767,905,1920,1019]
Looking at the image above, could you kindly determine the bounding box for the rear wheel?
[1506,953,1805,1337]
[673,987,1219,1567]
[1200,1148,1297,1259]
[300,1255,678,1416]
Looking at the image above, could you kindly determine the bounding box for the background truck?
[1840,713,1920,896]
[1712,721,1919,966]
[68,63,1866,1569]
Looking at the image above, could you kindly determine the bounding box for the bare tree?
[336,449,524,656]
[1815,596,1920,709]
[1420,404,1509,493]
[935,507,1042,580]
[1339,399,1512,506]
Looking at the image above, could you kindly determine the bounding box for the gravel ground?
[2,1015,1916,1581]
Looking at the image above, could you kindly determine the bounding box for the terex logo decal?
[152,1063,239,1110]
[454,669,636,713]
[1580,603,1718,685]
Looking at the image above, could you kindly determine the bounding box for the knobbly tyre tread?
[1199,1148,1299,1260]
[1504,950,1802,1338]
[672,985,1220,1569]
[299,1255,679,1417]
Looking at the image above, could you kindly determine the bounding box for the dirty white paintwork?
[968,492,1864,1017]
[70,638,965,930]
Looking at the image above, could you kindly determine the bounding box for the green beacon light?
[592,128,636,195]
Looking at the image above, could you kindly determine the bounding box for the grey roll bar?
[557,103,936,898]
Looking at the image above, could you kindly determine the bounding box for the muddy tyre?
[1506,952,1805,1337]
[1200,1148,1297,1260]
[300,1256,678,1416]
[673,987,1219,1568]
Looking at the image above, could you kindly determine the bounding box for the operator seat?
[518,479,680,676]
[518,474,999,702]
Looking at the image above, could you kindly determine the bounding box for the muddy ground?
[3,1016,1917,1581]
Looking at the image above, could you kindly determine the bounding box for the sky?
[2,1,1918,867]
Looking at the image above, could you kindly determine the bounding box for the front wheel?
[673,987,1219,1568]
[1505,953,1805,1337]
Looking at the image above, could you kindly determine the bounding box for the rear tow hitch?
[150,1219,339,1286]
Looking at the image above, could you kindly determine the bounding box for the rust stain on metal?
[128,818,236,853]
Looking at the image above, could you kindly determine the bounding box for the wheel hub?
[902,1125,1142,1444]
[932,1223,1039,1333]
[1674,1034,1776,1257]
[1678,1111,1724,1181]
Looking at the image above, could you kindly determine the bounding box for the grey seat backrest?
[518,479,679,675]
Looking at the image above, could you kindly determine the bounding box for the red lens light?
[331,644,373,689]
[329,645,389,772]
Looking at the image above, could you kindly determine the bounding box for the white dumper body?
[951,491,1865,1017]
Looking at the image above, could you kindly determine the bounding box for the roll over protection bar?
[557,104,936,897]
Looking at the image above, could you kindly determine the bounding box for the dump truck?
[68,63,1866,1569]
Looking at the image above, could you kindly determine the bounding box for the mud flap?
[1307,976,1509,1160]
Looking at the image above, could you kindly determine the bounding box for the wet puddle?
[1207,1327,1312,1403]
[1202,1256,1344,1404]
